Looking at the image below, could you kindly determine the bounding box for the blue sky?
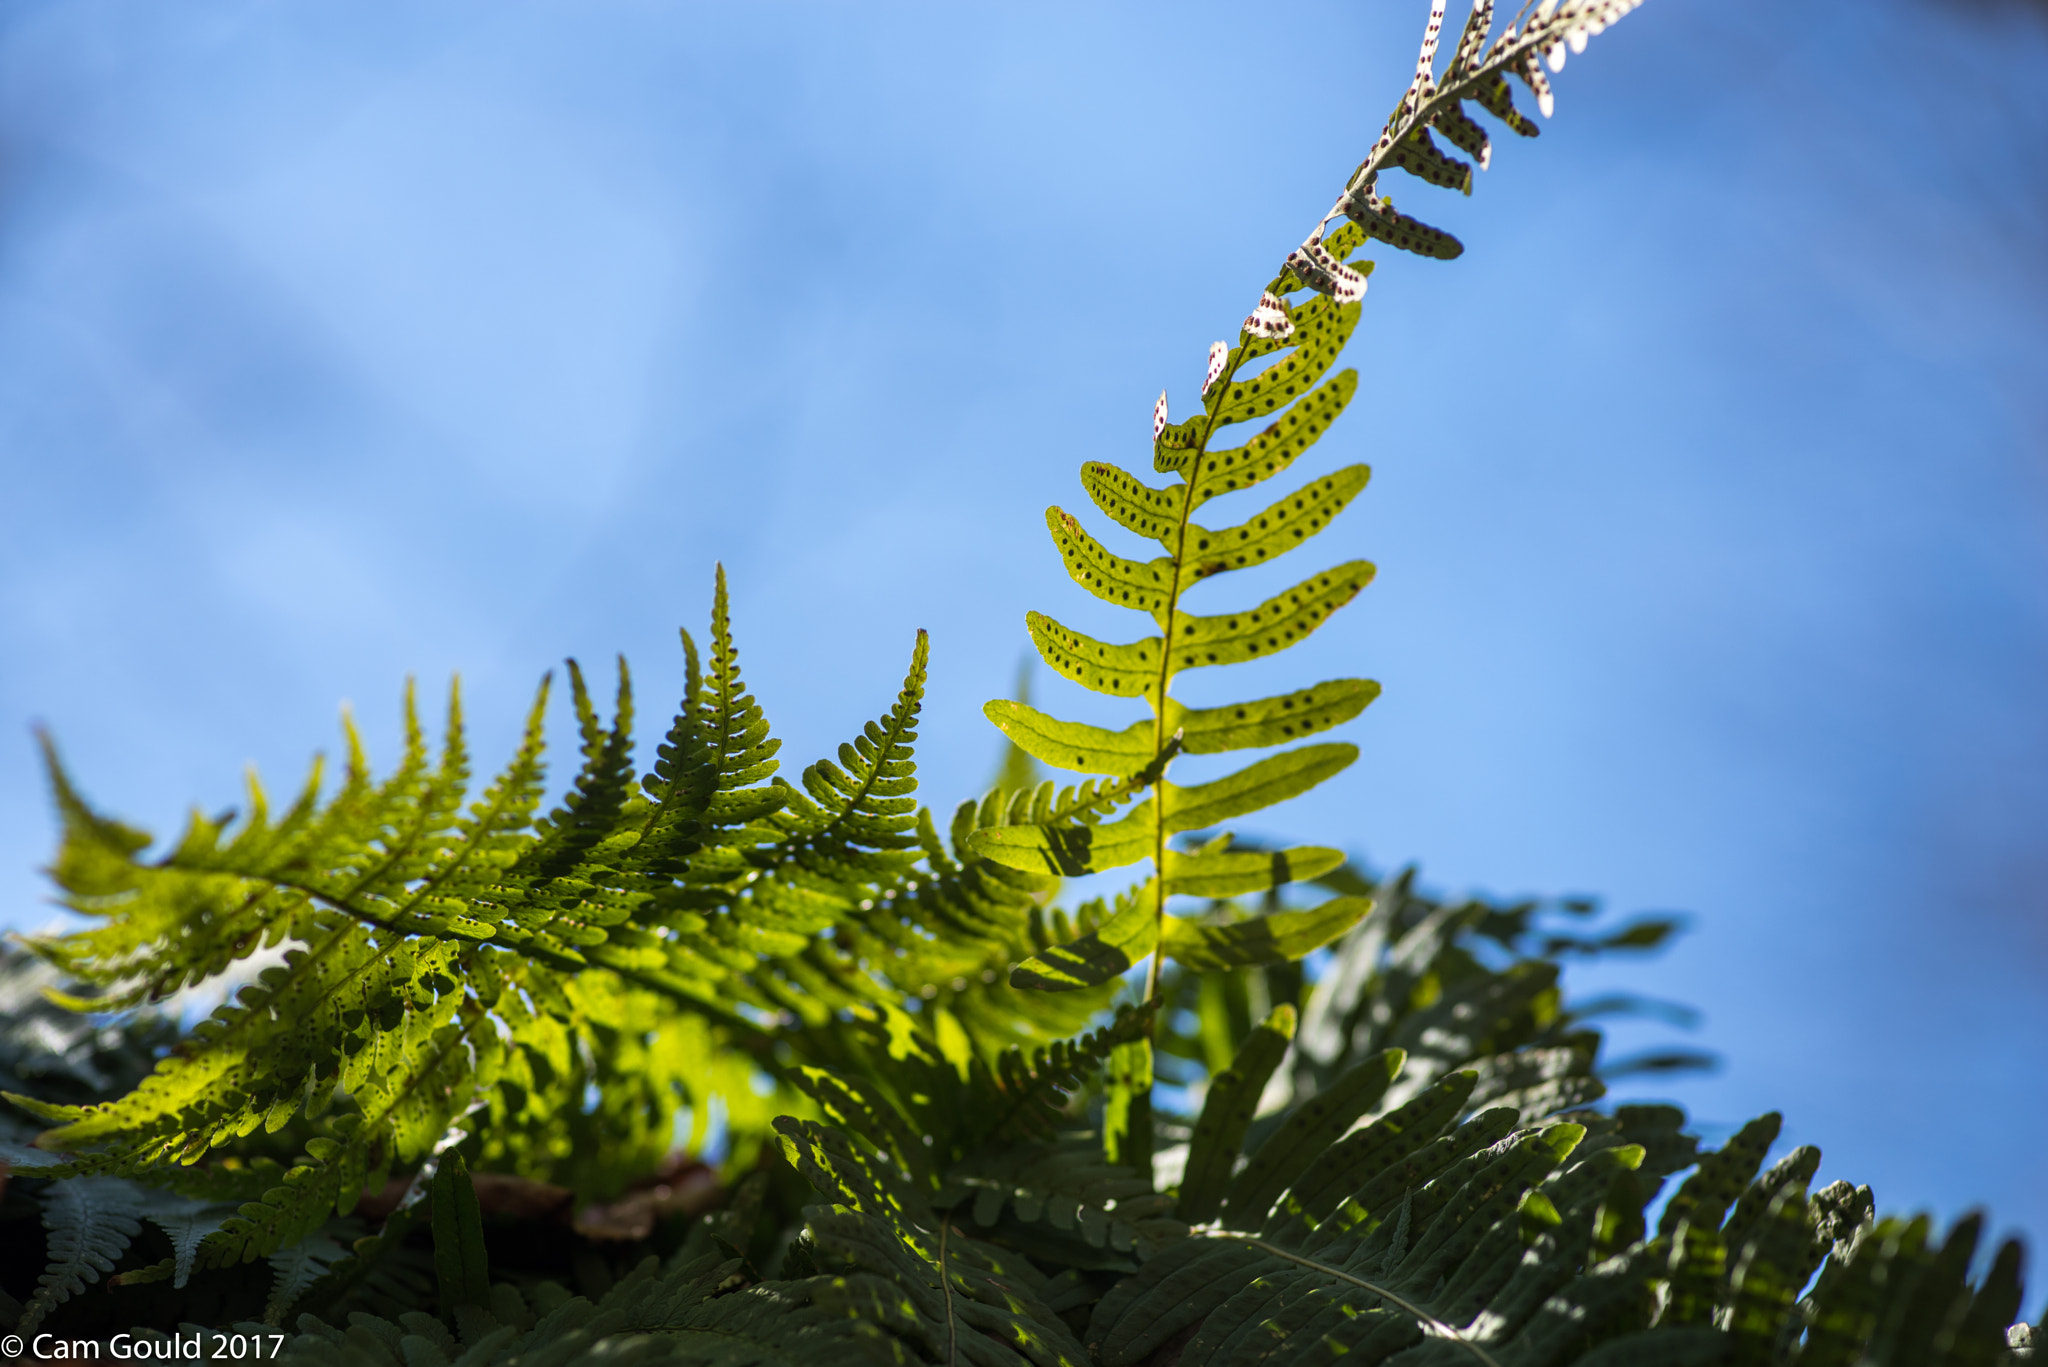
[1,0,2044,1267]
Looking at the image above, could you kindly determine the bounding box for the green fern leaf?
[1173,680,1380,756]
[1218,1050,1405,1229]
[1177,465,1371,582]
[1184,372,1359,509]
[430,1153,491,1314]
[939,1136,1187,1267]
[16,571,994,1250]
[776,1115,1090,1366]
[1161,898,1372,973]
[1160,842,1344,899]
[793,1064,938,1189]
[1212,306,1363,426]
[1656,1114,1781,1240]
[1161,567,1375,675]
[983,701,1153,776]
[140,1191,239,1290]
[265,1220,359,1326]
[21,1175,145,1332]
[1722,1184,1815,1364]
[266,1251,908,1367]
[1010,882,1160,991]
[1263,1069,1476,1234]
[1162,745,1359,833]
[988,215,1386,1027]
[1025,612,1165,702]
[1179,1005,1296,1226]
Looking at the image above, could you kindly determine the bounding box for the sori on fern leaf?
[970,0,1655,1173]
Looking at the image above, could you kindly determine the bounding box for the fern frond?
[982,1,1662,1064]
[1177,1004,1295,1225]
[266,1219,359,1325]
[776,1115,1091,1366]
[1315,0,1652,263]
[1086,1084,1630,1367]
[0,943,177,1143]
[939,1136,1186,1269]
[717,630,932,1023]
[796,1002,1155,1174]
[1081,1027,2019,1367]
[21,1174,146,1331]
[14,570,982,1262]
[252,1248,908,1367]
[143,1192,240,1290]
[967,25,1479,1090]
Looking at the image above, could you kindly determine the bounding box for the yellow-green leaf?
[1081,463,1187,543]
[983,701,1153,776]
[1214,302,1361,426]
[1046,508,1177,613]
[1179,466,1370,585]
[1188,372,1358,511]
[1027,612,1163,701]
[1164,744,1357,833]
[1161,895,1371,971]
[1171,679,1379,755]
[966,801,1156,877]
[1011,884,1160,991]
[1162,844,1345,898]
[1162,563,1374,672]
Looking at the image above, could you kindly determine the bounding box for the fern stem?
[937,1218,960,1367]
[1203,1231,1507,1367]
[1140,368,1241,1011]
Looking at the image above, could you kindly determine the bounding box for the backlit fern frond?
[794,1000,1156,1177]
[968,224,1385,1034]
[3,570,956,1264]
[1318,0,1653,265]
[970,0,1653,1176]
[7,6,2039,1357]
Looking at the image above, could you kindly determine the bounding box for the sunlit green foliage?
[1,2,2037,1360]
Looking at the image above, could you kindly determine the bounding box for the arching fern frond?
[971,0,1656,1180]
[4,571,971,1268]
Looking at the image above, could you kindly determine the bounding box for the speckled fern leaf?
[970,0,1671,1176]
